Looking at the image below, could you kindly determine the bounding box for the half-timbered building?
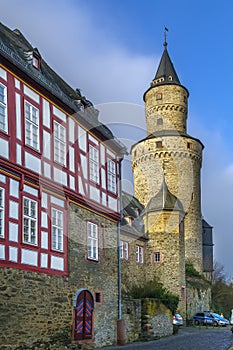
[0,22,125,348]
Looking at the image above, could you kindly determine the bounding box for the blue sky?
[1,0,233,279]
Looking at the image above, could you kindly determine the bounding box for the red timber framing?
[0,59,121,276]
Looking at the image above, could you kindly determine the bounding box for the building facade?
[0,22,125,348]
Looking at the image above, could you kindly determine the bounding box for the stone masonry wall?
[132,137,203,273]
[145,85,188,135]
[120,237,147,295]
[122,298,173,343]
[0,203,119,349]
[186,282,212,320]
[144,210,186,317]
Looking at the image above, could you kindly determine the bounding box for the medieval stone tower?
[131,38,204,314]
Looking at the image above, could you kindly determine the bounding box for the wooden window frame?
[51,207,64,252]
[25,100,39,151]
[136,245,144,264]
[89,145,99,184]
[0,82,8,133]
[120,240,129,260]
[107,158,116,193]
[54,120,66,166]
[23,196,38,245]
[87,221,99,261]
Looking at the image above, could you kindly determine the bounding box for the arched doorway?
[73,289,94,341]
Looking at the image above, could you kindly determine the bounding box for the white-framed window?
[0,187,5,237]
[87,221,98,260]
[23,197,37,245]
[0,83,7,133]
[54,121,66,165]
[89,145,99,183]
[136,245,144,263]
[120,240,129,260]
[25,101,39,150]
[52,208,63,251]
[154,251,161,263]
[107,159,116,193]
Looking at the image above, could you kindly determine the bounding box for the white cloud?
[1,0,156,104]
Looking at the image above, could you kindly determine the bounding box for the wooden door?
[74,290,93,341]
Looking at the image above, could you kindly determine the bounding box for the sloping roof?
[122,191,144,218]
[121,192,147,239]
[0,22,126,154]
[153,42,180,85]
[143,41,189,100]
[145,179,184,213]
[202,219,213,229]
[131,129,204,151]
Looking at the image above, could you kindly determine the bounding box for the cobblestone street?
[97,327,233,350]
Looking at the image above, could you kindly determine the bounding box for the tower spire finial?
[164,26,168,48]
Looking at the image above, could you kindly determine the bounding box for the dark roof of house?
[144,179,184,213]
[0,22,126,154]
[121,192,147,239]
[122,191,144,218]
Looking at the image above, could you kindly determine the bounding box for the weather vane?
[164,26,168,45]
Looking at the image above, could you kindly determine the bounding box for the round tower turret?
[144,41,189,135]
[132,40,204,273]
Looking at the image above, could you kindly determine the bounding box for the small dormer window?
[32,54,40,70]
[168,75,173,81]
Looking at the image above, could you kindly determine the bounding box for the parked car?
[193,312,217,326]
[210,312,229,326]
[173,313,183,326]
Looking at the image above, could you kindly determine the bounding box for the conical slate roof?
[153,42,180,85]
[146,179,183,213]
[143,40,188,101]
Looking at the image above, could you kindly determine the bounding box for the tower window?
[184,96,187,103]
[157,118,163,125]
[153,251,161,263]
[156,141,163,148]
[156,93,162,100]
[187,142,192,149]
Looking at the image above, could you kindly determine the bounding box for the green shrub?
[128,278,179,314]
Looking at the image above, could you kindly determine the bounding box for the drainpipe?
[117,157,126,345]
